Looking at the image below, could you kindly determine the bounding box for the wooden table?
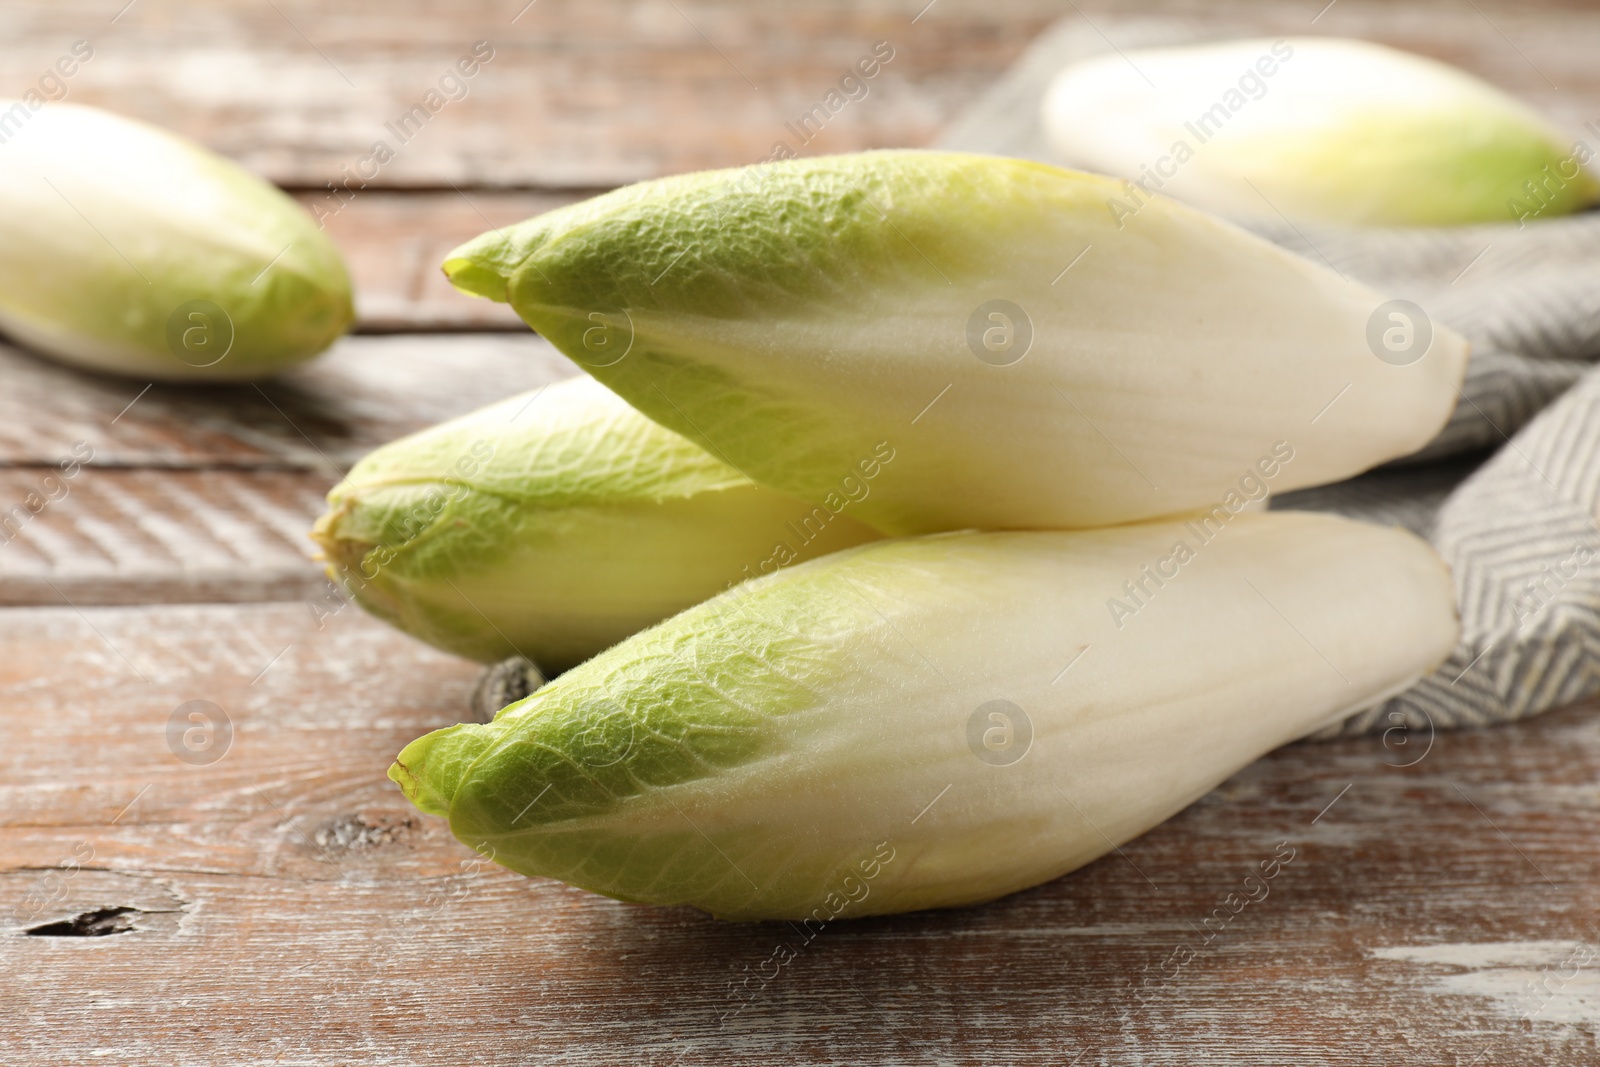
[4,2,1600,1063]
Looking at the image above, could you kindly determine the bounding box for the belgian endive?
[443,151,1468,535]
[1042,37,1600,227]
[311,375,880,672]
[0,103,353,380]
[391,511,1457,920]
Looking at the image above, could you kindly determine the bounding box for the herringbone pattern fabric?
[1304,368,1600,736]
[1254,217,1600,463]
[1263,220,1600,735]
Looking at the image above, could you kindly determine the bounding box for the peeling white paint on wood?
[1373,941,1600,1027]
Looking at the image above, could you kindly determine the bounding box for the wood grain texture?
[8,0,1599,192]
[296,190,578,332]
[0,468,333,606]
[2,602,1598,1065]
[0,333,575,469]
[2,0,1059,188]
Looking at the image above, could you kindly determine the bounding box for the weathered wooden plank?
[4,0,1059,188]
[2,602,1598,1065]
[9,1,1598,192]
[0,468,332,605]
[0,333,576,468]
[295,190,576,332]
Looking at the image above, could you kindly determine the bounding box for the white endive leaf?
[444,151,1468,535]
[0,102,353,381]
[392,511,1457,920]
[313,375,880,671]
[1043,37,1600,227]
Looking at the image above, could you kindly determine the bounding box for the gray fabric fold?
[1314,366,1600,735]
